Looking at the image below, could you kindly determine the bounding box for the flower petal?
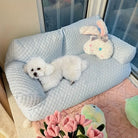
[83,119,92,126]
[75,114,81,124]
[87,126,94,138]
[73,121,77,131]
[54,110,61,123]
[47,125,56,137]
[62,116,70,126]
[64,124,72,132]
[80,115,85,125]
[55,126,60,136]
[45,116,50,125]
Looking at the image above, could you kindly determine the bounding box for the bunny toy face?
[81,19,114,60]
[83,37,113,59]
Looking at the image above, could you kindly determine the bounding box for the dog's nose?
[33,72,37,77]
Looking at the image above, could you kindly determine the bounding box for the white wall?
[0,0,40,69]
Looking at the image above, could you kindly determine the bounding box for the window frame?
[36,0,45,32]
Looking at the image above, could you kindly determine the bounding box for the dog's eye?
[37,68,41,70]
[31,69,34,71]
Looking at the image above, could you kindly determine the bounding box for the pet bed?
[5,16,136,121]
[33,79,138,138]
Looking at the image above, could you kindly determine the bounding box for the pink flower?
[43,130,53,138]
[75,114,92,127]
[87,126,104,138]
[45,110,61,125]
[62,116,77,132]
[46,125,60,137]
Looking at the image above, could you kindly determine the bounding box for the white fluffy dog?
[24,56,87,91]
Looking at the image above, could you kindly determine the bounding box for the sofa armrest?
[110,35,136,64]
[5,61,46,108]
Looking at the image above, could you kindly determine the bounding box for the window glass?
[104,0,138,69]
[42,0,88,31]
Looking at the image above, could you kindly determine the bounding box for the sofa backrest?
[5,16,100,66]
[5,30,63,66]
[62,16,100,55]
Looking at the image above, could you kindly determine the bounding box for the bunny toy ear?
[97,19,108,36]
[80,26,100,35]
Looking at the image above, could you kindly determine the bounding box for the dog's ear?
[24,64,28,73]
[45,64,55,76]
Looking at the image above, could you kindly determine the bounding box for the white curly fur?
[24,56,87,91]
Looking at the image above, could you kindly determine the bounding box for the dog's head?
[24,57,55,79]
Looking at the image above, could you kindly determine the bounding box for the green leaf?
[77,125,85,135]
[59,130,65,136]
[40,129,45,136]
[74,129,78,137]
[68,132,73,137]
[76,135,88,138]
[43,122,48,130]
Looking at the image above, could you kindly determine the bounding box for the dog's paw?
[70,81,75,85]
[43,85,50,92]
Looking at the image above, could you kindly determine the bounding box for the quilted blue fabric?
[5,29,63,65]
[5,16,136,121]
[62,16,100,55]
[110,35,136,64]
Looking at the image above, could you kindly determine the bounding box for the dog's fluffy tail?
[81,60,88,72]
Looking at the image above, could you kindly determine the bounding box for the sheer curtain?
[104,0,138,77]
[42,0,88,31]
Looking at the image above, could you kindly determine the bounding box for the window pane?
[42,0,88,32]
[104,0,138,69]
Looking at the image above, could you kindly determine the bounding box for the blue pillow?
[111,35,136,64]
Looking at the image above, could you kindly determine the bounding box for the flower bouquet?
[37,111,104,138]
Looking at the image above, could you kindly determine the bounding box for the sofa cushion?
[5,30,63,66]
[5,54,131,121]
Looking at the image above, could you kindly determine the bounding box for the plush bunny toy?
[80,19,113,60]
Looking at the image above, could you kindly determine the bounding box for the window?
[104,0,138,78]
[41,0,88,32]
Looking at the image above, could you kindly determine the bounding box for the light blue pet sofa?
[5,16,136,121]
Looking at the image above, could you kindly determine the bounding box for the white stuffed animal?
[80,19,113,60]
